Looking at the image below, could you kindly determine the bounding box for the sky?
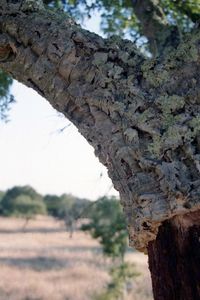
[0,11,118,200]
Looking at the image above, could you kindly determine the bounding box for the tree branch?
[132,0,180,57]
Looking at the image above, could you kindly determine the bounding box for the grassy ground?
[0,216,153,300]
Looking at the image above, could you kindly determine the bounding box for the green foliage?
[1,186,90,222]
[45,0,199,43]
[56,194,77,219]
[84,196,139,300]
[93,263,139,300]
[0,191,5,202]
[0,191,5,214]
[82,196,128,260]
[1,186,46,217]
[43,194,64,217]
[161,0,200,25]
[44,193,90,220]
[8,195,46,217]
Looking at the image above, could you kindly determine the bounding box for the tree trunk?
[0,1,199,253]
[148,210,200,300]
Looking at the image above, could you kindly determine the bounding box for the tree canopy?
[45,0,199,38]
[1,185,91,220]
[1,185,46,216]
[44,193,90,217]
[44,0,200,55]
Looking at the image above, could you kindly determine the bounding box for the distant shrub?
[1,186,46,217]
[44,193,90,220]
[0,191,4,201]
[43,194,63,217]
[0,191,5,214]
[81,196,128,260]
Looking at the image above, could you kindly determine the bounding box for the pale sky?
[0,12,118,200]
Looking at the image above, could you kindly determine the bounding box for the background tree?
[82,196,138,300]
[45,193,90,236]
[0,190,5,214]
[0,1,200,299]
[81,197,139,300]
[0,190,5,201]
[82,196,127,261]
[44,0,200,55]
[1,186,46,217]
[44,194,65,217]
[58,194,90,237]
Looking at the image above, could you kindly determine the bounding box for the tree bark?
[148,211,200,300]
[0,0,200,254]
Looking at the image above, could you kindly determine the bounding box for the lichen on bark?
[20,0,44,12]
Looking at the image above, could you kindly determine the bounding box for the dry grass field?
[0,216,153,300]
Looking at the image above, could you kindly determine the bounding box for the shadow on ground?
[0,256,69,271]
[0,250,105,271]
[0,228,66,234]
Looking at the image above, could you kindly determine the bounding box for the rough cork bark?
[148,211,200,300]
[0,1,200,255]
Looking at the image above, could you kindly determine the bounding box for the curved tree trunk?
[0,1,200,299]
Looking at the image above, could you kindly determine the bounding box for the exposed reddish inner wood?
[148,211,200,300]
